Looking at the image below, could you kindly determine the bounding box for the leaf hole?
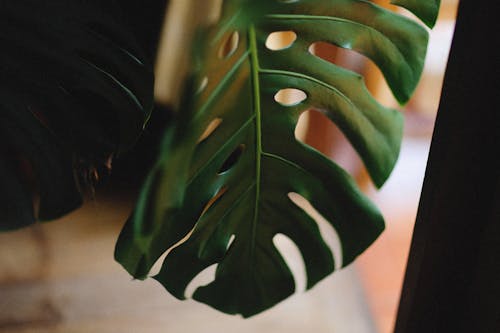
[294,109,364,174]
[295,110,311,142]
[265,31,297,51]
[274,88,307,106]
[273,234,307,293]
[309,42,368,76]
[200,186,228,218]
[198,118,222,143]
[226,234,235,250]
[185,264,218,299]
[218,31,240,59]
[196,76,208,94]
[218,144,245,174]
[288,192,343,269]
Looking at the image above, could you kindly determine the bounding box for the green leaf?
[391,0,441,28]
[116,0,434,317]
[0,1,154,230]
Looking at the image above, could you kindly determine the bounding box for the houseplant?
[0,0,440,317]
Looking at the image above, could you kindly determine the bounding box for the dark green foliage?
[0,1,154,230]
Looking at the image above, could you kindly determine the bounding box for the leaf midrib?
[249,26,262,260]
[187,115,255,186]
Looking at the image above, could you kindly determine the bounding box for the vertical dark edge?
[394,1,500,332]
[109,1,175,188]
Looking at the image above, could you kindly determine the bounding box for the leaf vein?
[266,13,413,79]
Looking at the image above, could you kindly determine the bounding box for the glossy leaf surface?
[116,0,437,317]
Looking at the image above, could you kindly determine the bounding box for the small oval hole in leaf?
[218,144,245,174]
[226,234,236,250]
[295,110,310,142]
[198,118,222,143]
[196,76,208,94]
[218,31,240,59]
[265,31,297,50]
[274,88,307,106]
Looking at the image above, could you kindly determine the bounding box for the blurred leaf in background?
[0,0,155,230]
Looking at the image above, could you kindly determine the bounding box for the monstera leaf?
[0,1,154,230]
[116,0,439,317]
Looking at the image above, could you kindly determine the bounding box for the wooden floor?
[357,138,432,333]
[0,194,376,333]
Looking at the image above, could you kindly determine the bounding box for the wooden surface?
[0,193,376,333]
